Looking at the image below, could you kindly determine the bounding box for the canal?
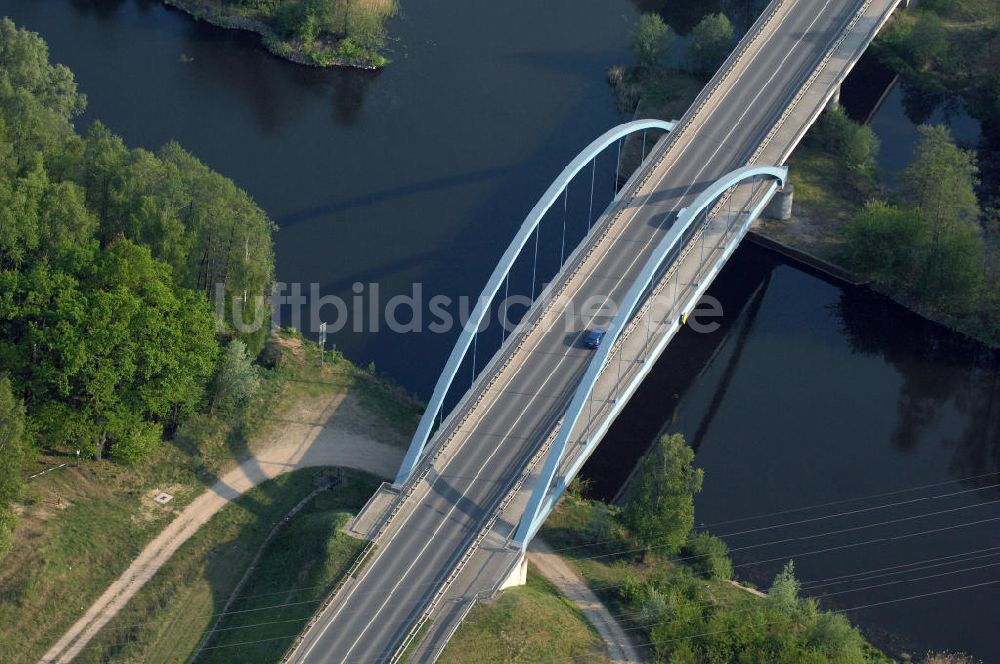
[2,1,997,660]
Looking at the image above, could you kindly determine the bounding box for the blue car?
[583,328,607,349]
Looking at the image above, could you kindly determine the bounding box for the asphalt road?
[288,1,865,661]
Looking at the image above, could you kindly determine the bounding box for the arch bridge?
[284,0,906,660]
[393,119,786,545]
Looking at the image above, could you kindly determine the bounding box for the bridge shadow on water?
[580,241,782,501]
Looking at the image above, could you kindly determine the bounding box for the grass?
[636,68,706,122]
[396,619,432,663]
[439,569,610,664]
[71,467,379,664]
[754,141,870,264]
[0,330,421,664]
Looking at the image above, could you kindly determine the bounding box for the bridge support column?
[765,184,795,221]
[499,554,528,590]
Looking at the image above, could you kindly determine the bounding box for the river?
[585,242,1000,660]
[3,1,998,661]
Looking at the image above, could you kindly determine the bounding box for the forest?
[0,19,275,553]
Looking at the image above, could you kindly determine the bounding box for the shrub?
[257,340,284,370]
[213,339,261,413]
[768,561,800,612]
[812,105,880,184]
[922,653,982,664]
[682,532,733,580]
[632,14,673,70]
[108,414,163,465]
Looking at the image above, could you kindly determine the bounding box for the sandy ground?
[527,539,643,663]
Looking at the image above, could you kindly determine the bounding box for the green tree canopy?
[0,19,278,476]
[213,339,261,413]
[902,125,980,229]
[0,375,28,555]
[632,13,674,70]
[620,433,703,554]
[902,125,983,306]
[0,241,218,461]
[688,13,736,78]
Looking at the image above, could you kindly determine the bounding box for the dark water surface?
[4,1,999,660]
[0,0,636,397]
[587,243,1000,661]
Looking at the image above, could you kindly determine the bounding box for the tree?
[0,241,218,461]
[901,125,983,307]
[0,376,28,556]
[0,19,85,173]
[682,532,733,580]
[902,125,980,231]
[82,121,128,228]
[620,433,703,554]
[688,13,735,78]
[845,199,928,288]
[904,12,950,72]
[813,105,880,184]
[768,560,800,611]
[213,339,260,413]
[632,14,673,70]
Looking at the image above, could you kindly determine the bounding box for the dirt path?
[41,390,404,664]
[527,539,643,663]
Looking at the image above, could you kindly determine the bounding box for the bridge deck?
[287,1,902,661]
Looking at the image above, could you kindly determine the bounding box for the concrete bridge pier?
[499,555,528,590]
[765,184,795,220]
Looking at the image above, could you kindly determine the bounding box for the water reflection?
[838,289,1000,484]
[331,67,380,125]
[68,0,126,19]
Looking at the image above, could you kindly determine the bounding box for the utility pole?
[319,322,327,367]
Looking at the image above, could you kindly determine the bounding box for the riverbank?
[540,480,899,663]
[161,0,394,68]
[3,331,421,663]
[759,137,1000,350]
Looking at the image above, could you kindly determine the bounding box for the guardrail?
[750,0,876,166]
[389,417,565,662]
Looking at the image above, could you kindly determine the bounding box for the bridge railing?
[394,119,675,485]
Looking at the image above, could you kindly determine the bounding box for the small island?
[163,0,397,68]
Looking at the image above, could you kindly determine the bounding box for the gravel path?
[527,539,643,663]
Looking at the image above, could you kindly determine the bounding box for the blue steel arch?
[395,119,677,485]
[514,164,788,546]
